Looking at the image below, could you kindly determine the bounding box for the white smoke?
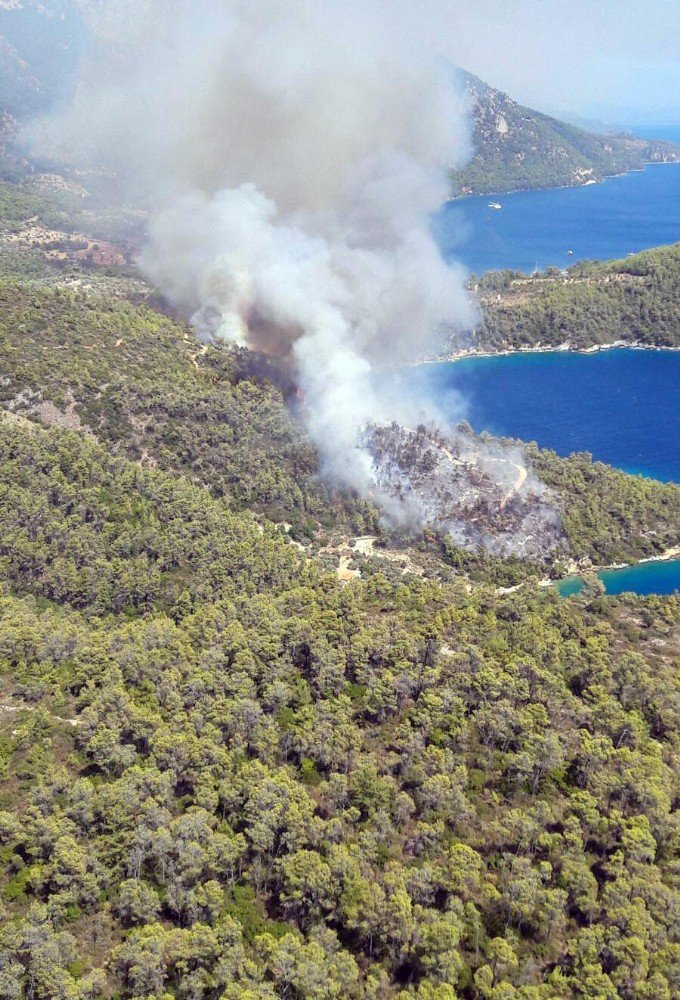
[34,0,476,493]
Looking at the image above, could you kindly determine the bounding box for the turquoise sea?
[558,559,680,598]
[438,161,680,274]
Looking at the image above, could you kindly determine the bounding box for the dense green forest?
[0,270,677,997]
[0,281,379,539]
[0,415,678,999]
[451,72,680,196]
[0,19,678,997]
[471,244,680,352]
[524,443,677,568]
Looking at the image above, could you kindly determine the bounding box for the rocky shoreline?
[586,543,680,576]
[422,340,680,366]
[530,544,680,597]
[411,338,679,594]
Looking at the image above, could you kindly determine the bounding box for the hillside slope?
[1,279,678,574]
[472,242,680,352]
[0,0,87,116]
[453,71,680,196]
[0,294,678,999]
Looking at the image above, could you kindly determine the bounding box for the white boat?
[488,201,502,210]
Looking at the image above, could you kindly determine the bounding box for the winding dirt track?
[421,434,528,510]
[498,460,528,508]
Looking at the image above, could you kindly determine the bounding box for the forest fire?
[363,421,565,559]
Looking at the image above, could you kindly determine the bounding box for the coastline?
[637,544,680,565]
[578,543,680,576]
[533,544,680,595]
[420,340,680,367]
[448,157,680,203]
[415,333,679,596]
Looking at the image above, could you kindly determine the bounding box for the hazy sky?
[445,0,680,124]
[3,1,678,125]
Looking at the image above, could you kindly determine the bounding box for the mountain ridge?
[453,69,680,196]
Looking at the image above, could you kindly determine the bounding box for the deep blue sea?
[406,348,680,597]
[428,136,680,595]
[414,348,680,482]
[438,161,680,274]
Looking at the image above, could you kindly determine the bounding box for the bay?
[558,558,680,598]
[412,348,680,483]
[429,148,680,596]
[402,347,680,597]
[437,161,680,274]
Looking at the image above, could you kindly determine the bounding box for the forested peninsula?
[451,71,680,197]
[460,243,680,355]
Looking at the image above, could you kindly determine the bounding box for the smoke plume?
[32,0,477,496]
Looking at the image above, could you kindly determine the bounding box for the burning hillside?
[30,1,567,562]
[364,422,565,560]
